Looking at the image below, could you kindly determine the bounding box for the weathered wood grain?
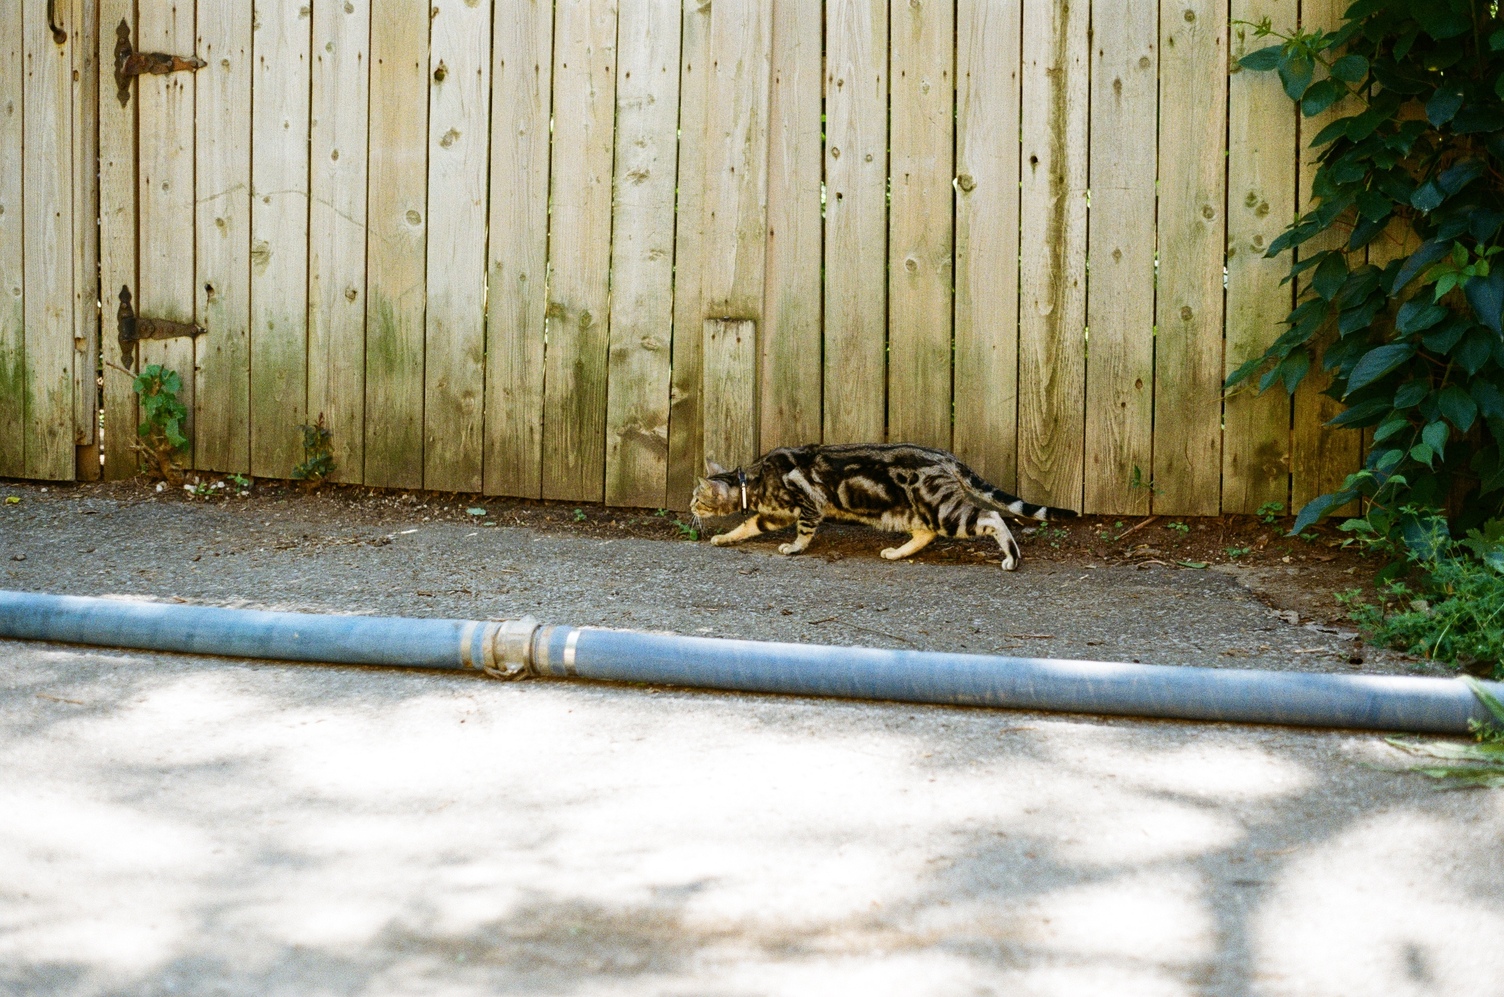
[604,0,679,508]
[423,0,491,493]
[542,0,617,502]
[1152,0,1228,516]
[1084,0,1157,515]
[1223,0,1296,515]
[823,0,887,445]
[0,0,24,476]
[249,0,311,478]
[760,0,822,453]
[194,0,252,475]
[888,0,954,450]
[308,0,370,483]
[484,0,553,498]
[364,0,429,489]
[137,2,197,468]
[698,0,772,470]
[1018,0,1088,509]
[954,0,1022,491]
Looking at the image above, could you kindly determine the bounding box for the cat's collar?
[737,468,748,510]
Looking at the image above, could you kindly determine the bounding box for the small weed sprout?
[672,518,700,541]
[1225,546,1251,560]
[1257,501,1285,524]
[1129,465,1163,497]
[573,508,587,522]
[1166,521,1190,535]
[1386,679,1504,788]
[292,414,335,487]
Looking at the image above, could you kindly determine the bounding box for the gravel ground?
[2,480,1500,996]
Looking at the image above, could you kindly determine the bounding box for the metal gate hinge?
[113,18,206,107]
[117,286,204,369]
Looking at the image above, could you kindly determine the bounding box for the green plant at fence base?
[1167,521,1191,535]
[1257,501,1286,524]
[1128,464,1163,497]
[292,414,336,487]
[672,518,700,541]
[1230,4,1504,544]
[573,508,587,522]
[1340,511,1504,676]
[132,364,187,485]
[1387,678,1504,787]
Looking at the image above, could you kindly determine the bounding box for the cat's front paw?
[710,534,731,546]
[778,542,802,555]
[880,547,903,560]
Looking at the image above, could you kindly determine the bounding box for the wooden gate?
[9,0,1365,517]
[0,0,97,483]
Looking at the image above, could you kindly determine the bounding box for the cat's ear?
[694,476,708,490]
[705,458,727,476]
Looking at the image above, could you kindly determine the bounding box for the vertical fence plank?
[1291,0,1359,512]
[1084,0,1156,515]
[71,0,99,477]
[0,0,22,476]
[760,0,822,453]
[700,0,773,470]
[1223,0,1296,515]
[823,0,887,445]
[1018,0,1088,508]
[137,2,197,468]
[1152,0,1227,516]
[308,0,370,483]
[604,0,679,508]
[485,0,552,498]
[423,0,491,493]
[703,318,757,471]
[365,0,428,490]
[888,0,953,450]
[22,0,75,479]
[666,0,711,506]
[250,0,310,478]
[99,2,135,479]
[195,0,252,475]
[954,0,1021,490]
[543,0,617,501]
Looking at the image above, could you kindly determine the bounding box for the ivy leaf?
[1278,51,1314,100]
[1422,420,1450,459]
[1456,329,1496,375]
[1301,78,1345,117]
[1426,86,1465,125]
[1329,54,1369,82]
[1311,253,1348,300]
[1395,380,1431,409]
[1410,441,1435,466]
[1422,319,1468,353]
[1491,27,1504,51]
[1345,342,1417,394]
[1326,397,1393,426]
[1466,270,1504,333]
[1472,379,1504,419]
[1391,239,1451,291]
[1439,158,1485,195]
[1410,181,1446,212]
[1439,385,1479,432]
[1394,299,1447,334]
[1239,44,1283,72]
[1291,489,1360,535]
[1373,410,1412,442]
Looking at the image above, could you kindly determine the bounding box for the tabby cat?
[689,443,1076,571]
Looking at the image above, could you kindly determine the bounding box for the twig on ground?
[1114,516,1161,542]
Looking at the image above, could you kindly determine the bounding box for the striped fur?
[689,443,1077,571]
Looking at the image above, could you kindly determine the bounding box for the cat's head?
[690,459,746,518]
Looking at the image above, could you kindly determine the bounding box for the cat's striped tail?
[960,468,1079,522]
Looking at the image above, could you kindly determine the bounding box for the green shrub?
[1341,513,1504,675]
[1232,1,1504,538]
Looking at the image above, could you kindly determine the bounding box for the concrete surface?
[2,487,1501,995]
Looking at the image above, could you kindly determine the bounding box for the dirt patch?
[5,473,1379,626]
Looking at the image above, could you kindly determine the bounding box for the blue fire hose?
[1,589,1496,734]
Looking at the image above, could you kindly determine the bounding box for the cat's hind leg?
[881,529,937,560]
[710,515,766,546]
[977,510,1022,571]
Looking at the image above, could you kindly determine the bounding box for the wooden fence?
[2,0,1366,516]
